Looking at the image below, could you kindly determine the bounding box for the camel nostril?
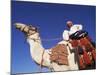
[14,23,23,29]
[15,25,21,29]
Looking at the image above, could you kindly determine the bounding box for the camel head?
[15,23,40,40]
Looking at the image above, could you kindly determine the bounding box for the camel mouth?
[15,23,38,35]
[14,23,26,30]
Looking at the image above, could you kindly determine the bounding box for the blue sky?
[11,1,96,74]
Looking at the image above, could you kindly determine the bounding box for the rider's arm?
[63,30,69,41]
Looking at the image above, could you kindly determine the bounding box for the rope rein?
[41,37,62,41]
[39,50,45,72]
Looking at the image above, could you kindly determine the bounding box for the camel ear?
[35,27,38,32]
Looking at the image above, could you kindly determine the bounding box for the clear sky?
[11,1,96,74]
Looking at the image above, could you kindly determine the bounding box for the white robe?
[63,24,83,41]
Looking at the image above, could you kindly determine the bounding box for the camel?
[15,23,79,72]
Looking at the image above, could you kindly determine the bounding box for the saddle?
[50,44,69,65]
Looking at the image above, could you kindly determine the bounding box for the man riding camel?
[63,21,85,68]
[63,21,83,41]
[63,21,96,69]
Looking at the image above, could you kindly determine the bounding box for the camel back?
[50,44,69,65]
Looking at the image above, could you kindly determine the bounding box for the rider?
[63,21,83,41]
[63,21,85,68]
[63,21,84,55]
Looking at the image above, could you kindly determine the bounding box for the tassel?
[92,50,96,60]
[79,55,85,69]
[83,50,91,65]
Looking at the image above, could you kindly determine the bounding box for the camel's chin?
[16,25,21,29]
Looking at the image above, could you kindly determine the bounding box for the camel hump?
[50,44,69,65]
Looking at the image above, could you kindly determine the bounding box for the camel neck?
[27,38,45,64]
[27,38,44,51]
